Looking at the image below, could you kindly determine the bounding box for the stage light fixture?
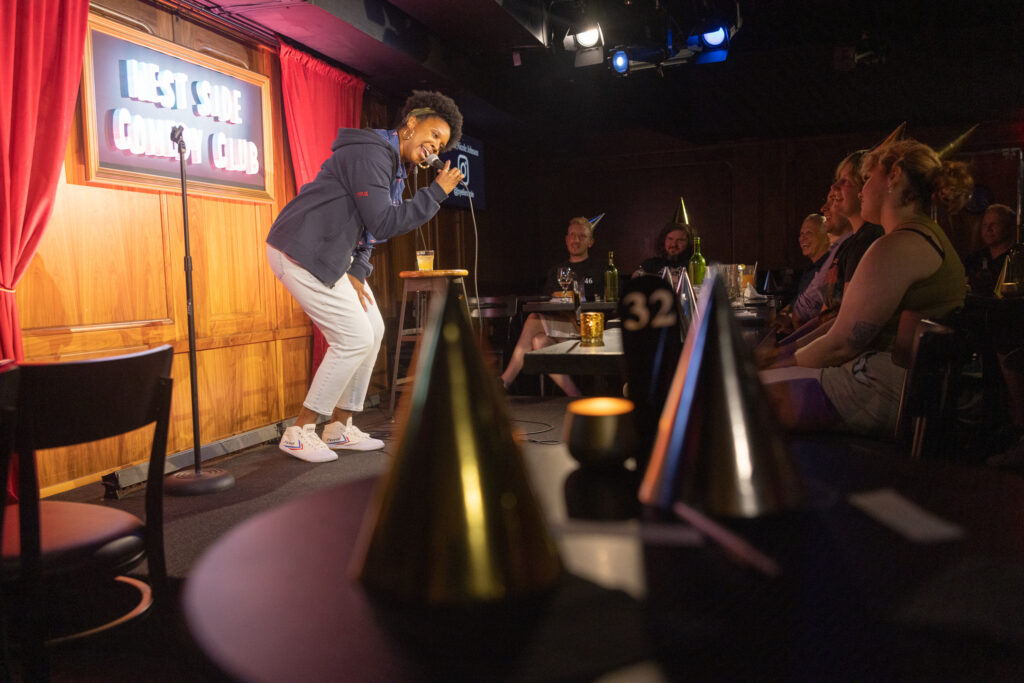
[701,26,727,47]
[563,22,606,67]
[563,23,604,51]
[611,49,629,74]
[683,2,741,64]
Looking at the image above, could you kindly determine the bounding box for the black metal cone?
[352,286,564,603]
[639,274,804,517]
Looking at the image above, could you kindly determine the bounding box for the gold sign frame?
[80,13,274,201]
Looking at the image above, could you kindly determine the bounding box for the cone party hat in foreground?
[352,287,563,602]
[639,275,803,517]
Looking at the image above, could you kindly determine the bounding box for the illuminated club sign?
[81,14,274,199]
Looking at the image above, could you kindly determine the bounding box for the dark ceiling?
[185,0,1024,151]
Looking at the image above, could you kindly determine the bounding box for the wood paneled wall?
[20,3,302,493]
[20,1,473,494]
[526,124,1024,287]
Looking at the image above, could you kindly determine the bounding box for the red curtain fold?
[0,0,90,362]
[278,43,365,375]
[1,0,91,501]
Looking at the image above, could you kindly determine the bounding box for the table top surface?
[520,301,772,377]
[184,432,1024,681]
[521,300,619,313]
[399,269,469,278]
[522,327,624,376]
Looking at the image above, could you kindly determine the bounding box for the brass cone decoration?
[351,286,564,603]
[936,123,979,160]
[672,196,690,226]
[638,274,804,517]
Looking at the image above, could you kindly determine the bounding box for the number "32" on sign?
[621,289,677,331]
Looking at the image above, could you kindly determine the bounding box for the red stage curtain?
[1,0,90,500]
[0,0,89,362]
[279,44,365,376]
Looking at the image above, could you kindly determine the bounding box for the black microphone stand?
[165,125,235,496]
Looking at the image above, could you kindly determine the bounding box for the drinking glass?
[557,266,576,295]
[416,250,434,271]
[739,264,756,292]
[580,312,605,346]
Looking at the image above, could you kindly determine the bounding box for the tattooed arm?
[794,230,942,368]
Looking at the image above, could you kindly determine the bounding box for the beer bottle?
[604,251,619,302]
[688,236,707,285]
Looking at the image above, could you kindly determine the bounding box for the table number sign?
[619,275,687,464]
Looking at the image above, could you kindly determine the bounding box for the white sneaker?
[279,424,337,462]
[322,418,385,451]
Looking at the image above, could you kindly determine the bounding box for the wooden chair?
[894,315,967,460]
[2,346,173,679]
[469,295,516,370]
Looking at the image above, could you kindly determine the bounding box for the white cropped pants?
[267,246,385,416]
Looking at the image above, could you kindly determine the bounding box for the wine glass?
[557,266,575,295]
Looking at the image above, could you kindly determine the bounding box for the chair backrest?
[17,346,174,452]
[0,362,19,533]
[469,295,515,319]
[894,318,964,459]
[0,362,17,476]
[13,345,174,572]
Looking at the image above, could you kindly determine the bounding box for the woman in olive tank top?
[761,139,972,437]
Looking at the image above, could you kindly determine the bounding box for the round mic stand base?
[166,467,236,496]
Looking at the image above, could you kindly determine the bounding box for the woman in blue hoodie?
[267,91,464,462]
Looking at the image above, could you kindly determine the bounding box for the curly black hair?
[398,90,463,151]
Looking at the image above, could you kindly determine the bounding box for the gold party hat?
[872,121,907,150]
[638,274,803,517]
[673,196,690,226]
[936,123,979,160]
[351,286,563,603]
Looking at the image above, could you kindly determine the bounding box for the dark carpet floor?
[15,396,573,682]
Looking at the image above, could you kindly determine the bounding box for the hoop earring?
[402,129,412,140]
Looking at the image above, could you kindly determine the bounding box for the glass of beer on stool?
[416,249,434,271]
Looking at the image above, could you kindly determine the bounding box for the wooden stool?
[390,269,470,416]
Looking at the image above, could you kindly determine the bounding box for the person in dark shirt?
[500,217,602,395]
[793,213,831,299]
[964,203,1017,296]
[266,91,464,461]
[821,149,884,313]
[540,218,607,301]
[632,222,694,277]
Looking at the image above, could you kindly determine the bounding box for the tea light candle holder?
[564,397,636,469]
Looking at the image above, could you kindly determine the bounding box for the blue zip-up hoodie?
[267,127,449,286]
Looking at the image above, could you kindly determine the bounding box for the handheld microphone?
[424,153,446,171]
[170,125,184,145]
[425,153,467,187]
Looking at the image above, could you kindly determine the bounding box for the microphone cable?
[417,163,481,331]
[462,179,482,333]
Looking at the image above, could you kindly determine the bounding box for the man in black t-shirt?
[500,217,600,395]
[964,204,1017,296]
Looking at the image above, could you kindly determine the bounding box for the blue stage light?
[611,50,629,74]
[701,26,727,47]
